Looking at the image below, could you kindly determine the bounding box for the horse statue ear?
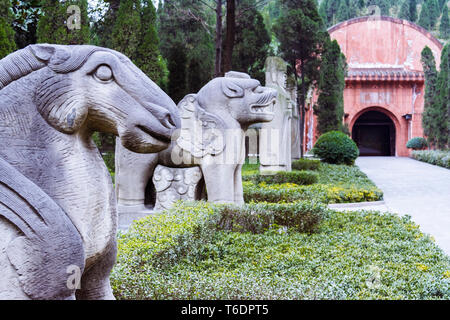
[176,94,226,158]
[29,44,56,62]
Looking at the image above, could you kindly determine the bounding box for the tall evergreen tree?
[158,0,214,98]
[440,4,449,39]
[229,0,271,83]
[167,43,188,104]
[433,44,449,147]
[421,46,440,146]
[418,0,433,29]
[0,0,16,58]
[398,0,411,21]
[410,0,418,22]
[336,0,351,23]
[314,38,347,135]
[135,0,167,88]
[37,0,90,44]
[273,0,328,157]
[109,0,141,60]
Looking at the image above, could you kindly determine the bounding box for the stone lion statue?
[116,71,276,212]
[0,44,180,299]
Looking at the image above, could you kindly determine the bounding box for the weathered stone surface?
[259,57,293,172]
[116,71,277,212]
[304,16,444,157]
[0,44,179,299]
[153,165,203,211]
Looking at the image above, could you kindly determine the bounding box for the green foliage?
[398,0,411,21]
[0,0,17,58]
[421,45,449,149]
[411,150,450,169]
[243,170,319,186]
[243,163,384,204]
[440,5,449,39]
[406,137,429,150]
[112,207,450,300]
[217,201,329,234]
[418,0,440,29]
[96,0,167,87]
[314,38,347,135]
[230,0,271,83]
[135,1,167,89]
[158,0,214,98]
[291,158,321,171]
[37,0,90,44]
[312,131,359,165]
[167,43,188,104]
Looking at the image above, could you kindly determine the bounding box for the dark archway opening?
[352,111,396,156]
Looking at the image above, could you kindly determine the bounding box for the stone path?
[356,156,450,256]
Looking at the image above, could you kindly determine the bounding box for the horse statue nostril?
[162,114,177,130]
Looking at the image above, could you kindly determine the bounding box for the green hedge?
[242,170,318,185]
[111,208,450,300]
[411,150,450,169]
[243,181,383,204]
[312,131,359,165]
[292,159,321,171]
[406,137,428,150]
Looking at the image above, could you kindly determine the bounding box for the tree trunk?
[215,0,223,77]
[222,0,235,74]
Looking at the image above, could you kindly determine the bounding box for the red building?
[304,16,443,157]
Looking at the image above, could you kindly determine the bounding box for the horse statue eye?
[94,65,113,81]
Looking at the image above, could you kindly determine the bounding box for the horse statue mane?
[0,44,179,300]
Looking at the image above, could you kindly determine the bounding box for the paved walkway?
[356,157,450,256]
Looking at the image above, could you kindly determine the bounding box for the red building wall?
[304,16,443,157]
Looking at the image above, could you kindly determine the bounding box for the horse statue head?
[0,44,180,153]
[0,44,180,300]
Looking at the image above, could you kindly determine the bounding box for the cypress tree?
[273,0,328,157]
[314,38,347,135]
[230,0,271,83]
[440,5,449,39]
[418,0,433,29]
[109,0,141,61]
[0,0,16,58]
[429,0,441,27]
[421,46,439,146]
[336,0,351,23]
[135,0,167,88]
[433,44,449,148]
[167,43,188,104]
[398,0,411,21]
[37,0,90,45]
[410,0,418,22]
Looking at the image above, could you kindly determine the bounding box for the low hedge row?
[411,150,450,169]
[242,181,383,204]
[291,159,321,171]
[242,170,318,185]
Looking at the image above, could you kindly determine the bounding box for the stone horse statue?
[0,44,180,299]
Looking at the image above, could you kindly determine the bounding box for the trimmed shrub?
[242,170,318,185]
[312,131,359,165]
[412,150,450,169]
[406,137,428,150]
[292,158,321,171]
[217,201,329,234]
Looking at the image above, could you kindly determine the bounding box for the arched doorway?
[352,110,396,156]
